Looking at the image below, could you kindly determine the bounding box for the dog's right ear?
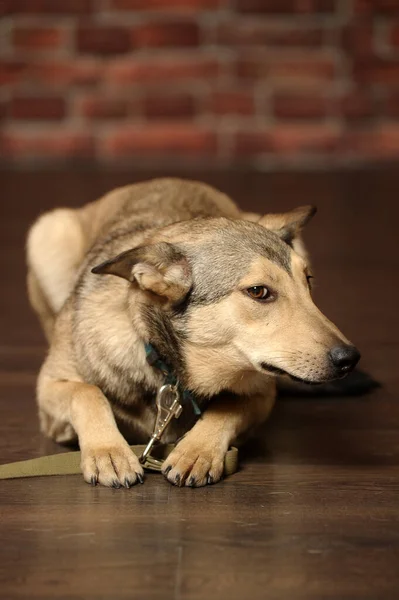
[91,242,191,303]
[258,205,316,246]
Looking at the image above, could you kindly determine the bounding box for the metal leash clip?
[139,383,183,467]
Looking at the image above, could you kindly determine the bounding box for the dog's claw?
[164,465,172,476]
[174,473,181,486]
[188,476,196,488]
[81,443,145,488]
[207,474,214,485]
[137,472,144,484]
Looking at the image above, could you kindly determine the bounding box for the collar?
[144,343,202,416]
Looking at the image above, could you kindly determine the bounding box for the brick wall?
[1,0,399,168]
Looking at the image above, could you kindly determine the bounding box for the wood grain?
[0,169,398,600]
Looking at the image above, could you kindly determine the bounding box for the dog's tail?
[277,369,380,397]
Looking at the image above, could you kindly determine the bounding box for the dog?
[27,178,360,488]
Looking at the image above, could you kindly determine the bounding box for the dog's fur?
[27,178,359,488]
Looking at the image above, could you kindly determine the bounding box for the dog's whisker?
[264,350,302,357]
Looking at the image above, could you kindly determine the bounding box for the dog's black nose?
[329,345,360,374]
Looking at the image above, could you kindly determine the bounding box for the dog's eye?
[246,286,270,301]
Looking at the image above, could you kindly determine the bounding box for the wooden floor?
[1,168,398,600]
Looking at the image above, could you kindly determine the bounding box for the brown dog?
[27,178,360,488]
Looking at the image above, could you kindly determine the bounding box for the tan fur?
[27,178,356,488]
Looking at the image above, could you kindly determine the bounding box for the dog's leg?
[38,377,144,487]
[162,391,275,487]
[38,408,78,445]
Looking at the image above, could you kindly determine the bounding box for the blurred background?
[1,0,398,169]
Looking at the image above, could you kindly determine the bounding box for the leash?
[0,445,239,480]
[139,343,203,465]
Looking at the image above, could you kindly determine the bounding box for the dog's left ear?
[258,205,317,246]
[91,242,191,303]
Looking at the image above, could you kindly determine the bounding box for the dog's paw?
[162,436,226,488]
[81,442,144,488]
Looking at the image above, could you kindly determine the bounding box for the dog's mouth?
[260,362,332,385]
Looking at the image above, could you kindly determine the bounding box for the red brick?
[217,22,323,47]
[342,24,374,56]
[1,130,93,159]
[234,130,273,155]
[272,91,329,119]
[9,96,66,120]
[353,58,399,84]
[143,93,195,119]
[133,21,199,48]
[341,126,399,157]
[102,124,216,156]
[355,0,399,15]
[78,96,130,119]
[2,0,92,14]
[0,61,28,86]
[13,26,66,50]
[236,56,336,83]
[77,26,131,55]
[270,124,339,153]
[110,0,222,9]
[371,127,399,155]
[31,60,100,86]
[236,126,339,157]
[106,57,219,84]
[236,0,336,13]
[339,90,375,120]
[208,90,255,115]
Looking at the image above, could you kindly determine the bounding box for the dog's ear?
[258,205,316,246]
[92,242,191,303]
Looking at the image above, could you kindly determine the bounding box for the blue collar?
[144,343,201,416]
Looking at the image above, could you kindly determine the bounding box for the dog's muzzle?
[260,344,360,384]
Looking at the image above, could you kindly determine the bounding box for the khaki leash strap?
[0,445,238,480]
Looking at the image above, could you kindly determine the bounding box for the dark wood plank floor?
[1,169,398,600]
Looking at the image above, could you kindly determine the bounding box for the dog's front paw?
[162,436,226,488]
[81,442,144,488]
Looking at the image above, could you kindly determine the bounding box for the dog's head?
[92,207,360,396]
